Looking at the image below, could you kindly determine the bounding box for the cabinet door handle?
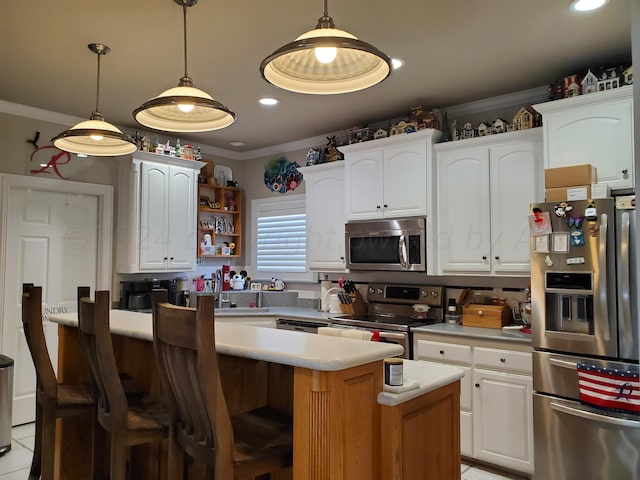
[163,257,168,260]
[622,169,629,175]
[482,256,487,260]
[170,257,174,261]
[500,357,506,363]
[439,350,445,355]
[376,205,381,209]
[475,383,480,388]
[494,256,500,260]
[383,204,388,208]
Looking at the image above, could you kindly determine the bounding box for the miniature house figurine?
[462,122,475,139]
[493,118,508,134]
[390,121,408,136]
[563,74,581,97]
[373,128,388,140]
[348,126,372,144]
[478,122,489,137]
[597,67,620,91]
[306,147,322,166]
[513,107,535,130]
[450,120,459,141]
[581,69,599,94]
[622,65,633,85]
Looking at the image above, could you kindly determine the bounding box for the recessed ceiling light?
[570,0,607,12]
[259,97,279,106]
[391,58,405,70]
[229,141,246,147]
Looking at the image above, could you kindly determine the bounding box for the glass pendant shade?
[53,113,137,156]
[52,44,137,157]
[260,2,392,95]
[133,81,236,132]
[133,0,236,132]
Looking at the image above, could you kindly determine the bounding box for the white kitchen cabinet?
[413,332,534,475]
[299,162,346,271]
[341,129,443,221]
[533,85,634,190]
[435,129,543,275]
[116,152,205,273]
[472,369,533,474]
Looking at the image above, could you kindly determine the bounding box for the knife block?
[339,291,367,315]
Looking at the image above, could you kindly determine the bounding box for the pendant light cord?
[323,0,328,17]
[182,2,189,79]
[95,51,101,113]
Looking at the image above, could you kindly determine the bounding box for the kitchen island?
[50,310,462,479]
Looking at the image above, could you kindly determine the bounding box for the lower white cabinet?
[299,162,346,271]
[413,333,534,475]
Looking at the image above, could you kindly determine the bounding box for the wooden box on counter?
[339,291,368,315]
[462,304,512,328]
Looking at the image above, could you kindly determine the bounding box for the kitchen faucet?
[215,269,229,309]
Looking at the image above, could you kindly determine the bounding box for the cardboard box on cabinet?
[545,185,591,202]
[544,164,597,189]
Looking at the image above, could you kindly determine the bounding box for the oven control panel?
[367,283,444,306]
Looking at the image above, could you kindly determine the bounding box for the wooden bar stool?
[21,284,101,480]
[77,288,168,480]
[151,290,293,480]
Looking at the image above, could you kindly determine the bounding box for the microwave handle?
[398,234,409,270]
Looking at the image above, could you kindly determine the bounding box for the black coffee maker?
[120,279,179,310]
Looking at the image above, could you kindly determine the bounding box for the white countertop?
[412,322,532,344]
[50,310,403,372]
[377,360,465,406]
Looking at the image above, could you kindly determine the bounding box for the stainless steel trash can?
[0,355,14,456]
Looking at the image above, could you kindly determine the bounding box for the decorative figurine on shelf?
[324,136,343,162]
[512,107,536,130]
[306,147,322,166]
[581,69,599,94]
[622,65,633,85]
[563,74,582,97]
[373,128,388,140]
[348,126,372,144]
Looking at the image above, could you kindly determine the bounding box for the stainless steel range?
[329,283,444,358]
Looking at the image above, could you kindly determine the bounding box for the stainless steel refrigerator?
[530,196,640,480]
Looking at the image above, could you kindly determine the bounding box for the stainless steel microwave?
[345,218,426,272]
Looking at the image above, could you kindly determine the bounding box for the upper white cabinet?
[533,86,634,190]
[116,152,205,273]
[341,129,443,221]
[435,129,543,275]
[299,162,347,271]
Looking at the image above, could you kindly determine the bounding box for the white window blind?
[252,195,312,279]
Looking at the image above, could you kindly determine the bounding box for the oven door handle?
[550,401,640,428]
[398,234,409,270]
[378,332,406,341]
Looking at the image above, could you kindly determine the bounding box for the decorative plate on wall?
[264,157,303,194]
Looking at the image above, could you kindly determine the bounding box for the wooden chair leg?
[167,436,186,480]
[109,436,128,480]
[28,402,43,480]
[91,413,106,480]
[41,406,57,480]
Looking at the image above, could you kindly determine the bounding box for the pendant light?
[52,44,137,156]
[133,0,236,132]
[259,0,392,95]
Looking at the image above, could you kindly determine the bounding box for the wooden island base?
[54,323,459,480]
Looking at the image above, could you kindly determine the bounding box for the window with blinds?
[252,195,312,280]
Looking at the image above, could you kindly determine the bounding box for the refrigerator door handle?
[619,211,633,352]
[550,401,640,428]
[597,213,611,341]
[549,357,578,369]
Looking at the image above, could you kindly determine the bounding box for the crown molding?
[443,85,550,118]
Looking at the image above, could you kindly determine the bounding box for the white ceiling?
[0,0,632,156]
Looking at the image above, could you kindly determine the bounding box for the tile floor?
[0,423,528,480]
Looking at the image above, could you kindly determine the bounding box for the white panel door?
[167,166,196,270]
[0,177,111,425]
[304,163,346,271]
[472,369,534,474]
[139,162,169,270]
[383,140,427,218]
[489,139,543,273]
[344,150,384,220]
[437,147,491,272]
